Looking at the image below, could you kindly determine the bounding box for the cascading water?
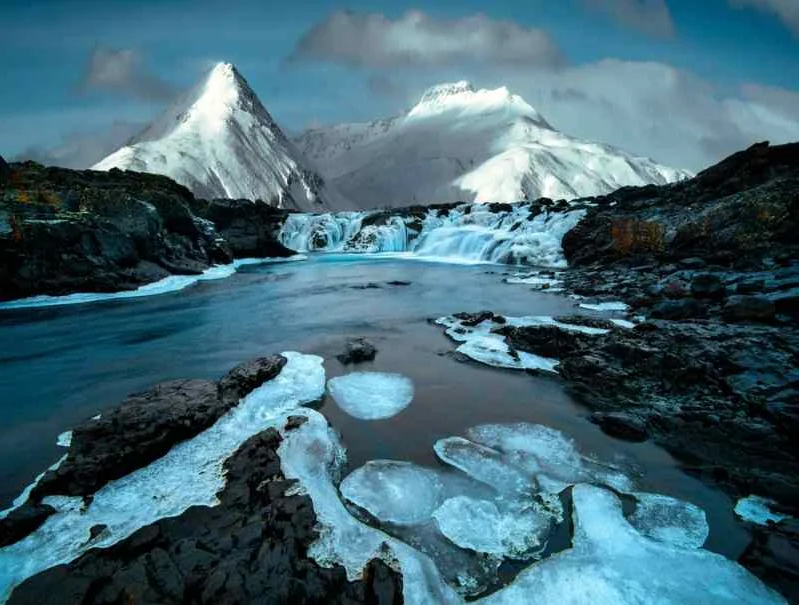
[278,203,585,268]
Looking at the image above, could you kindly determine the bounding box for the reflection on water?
[0,256,751,561]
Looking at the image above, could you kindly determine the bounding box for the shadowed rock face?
[0,163,294,301]
[8,427,403,605]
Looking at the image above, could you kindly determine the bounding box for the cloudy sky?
[1,0,798,171]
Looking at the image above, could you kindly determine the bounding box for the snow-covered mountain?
[296,81,693,209]
[93,63,349,211]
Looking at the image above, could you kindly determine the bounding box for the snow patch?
[579,301,630,312]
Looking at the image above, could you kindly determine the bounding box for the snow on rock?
[734,495,790,526]
[93,63,348,211]
[279,203,585,268]
[340,461,445,525]
[628,492,709,549]
[0,256,304,310]
[435,313,609,373]
[0,352,325,602]
[327,372,414,420]
[296,81,692,210]
[480,485,786,605]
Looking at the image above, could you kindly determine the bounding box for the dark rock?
[8,428,403,605]
[495,325,585,358]
[554,315,618,331]
[88,524,107,542]
[723,295,776,322]
[285,415,309,431]
[678,257,707,270]
[336,338,378,365]
[739,518,799,602]
[650,299,708,320]
[591,412,650,442]
[386,280,411,286]
[0,503,55,548]
[662,278,690,299]
[0,155,10,183]
[736,279,766,295]
[691,274,726,300]
[453,310,496,327]
[219,355,287,404]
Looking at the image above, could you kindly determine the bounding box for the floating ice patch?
[56,431,72,448]
[0,352,325,602]
[0,256,306,310]
[433,496,552,558]
[734,495,789,526]
[327,372,414,420]
[340,461,445,525]
[480,485,786,605]
[278,410,461,605]
[579,301,630,312]
[629,492,709,549]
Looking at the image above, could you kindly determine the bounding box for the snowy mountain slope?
[93,63,350,211]
[296,81,693,209]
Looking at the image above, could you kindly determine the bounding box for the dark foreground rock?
[8,426,403,605]
[3,356,287,549]
[0,162,295,301]
[337,338,378,365]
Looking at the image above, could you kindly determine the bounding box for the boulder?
[0,503,55,548]
[650,299,708,320]
[723,296,776,322]
[336,338,378,365]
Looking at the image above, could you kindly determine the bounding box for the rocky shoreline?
[1,354,402,604]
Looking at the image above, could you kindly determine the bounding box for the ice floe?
[56,431,72,448]
[327,372,415,420]
[734,495,790,526]
[628,492,709,549]
[340,461,445,525]
[480,485,786,604]
[0,256,306,310]
[0,351,324,602]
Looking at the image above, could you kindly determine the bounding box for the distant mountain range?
[93,63,692,211]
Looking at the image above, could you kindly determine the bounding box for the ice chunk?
[56,431,72,448]
[0,256,306,310]
[278,410,461,605]
[457,334,559,373]
[0,352,325,602]
[734,495,789,526]
[481,485,787,605]
[434,437,534,498]
[579,301,629,312]
[340,461,444,525]
[629,492,709,549]
[433,496,552,558]
[327,372,414,420]
[610,318,636,329]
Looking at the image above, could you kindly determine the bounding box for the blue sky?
[1,0,798,170]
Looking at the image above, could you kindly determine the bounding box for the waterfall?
[278,203,584,268]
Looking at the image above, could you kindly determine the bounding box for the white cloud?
[729,0,799,36]
[581,0,675,38]
[289,10,565,69]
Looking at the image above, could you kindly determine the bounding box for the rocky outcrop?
[188,198,294,258]
[4,356,287,548]
[0,163,296,302]
[8,425,403,605]
[336,338,378,365]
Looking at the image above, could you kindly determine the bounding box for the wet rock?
[0,503,55,548]
[285,415,308,431]
[495,325,585,358]
[650,299,708,320]
[0,155,10,183]
[736,279,766,295]
[739,518,799,602]
[8,429,403,605]
[88,524,107,542]
[219,355,287,404]
[336,338,378,365]
[662,278,690,299]
[591,412,649,442]
[453,310,496,327]
[386,280,411,286]
[723,295,776,322]
[691,274,726,300]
